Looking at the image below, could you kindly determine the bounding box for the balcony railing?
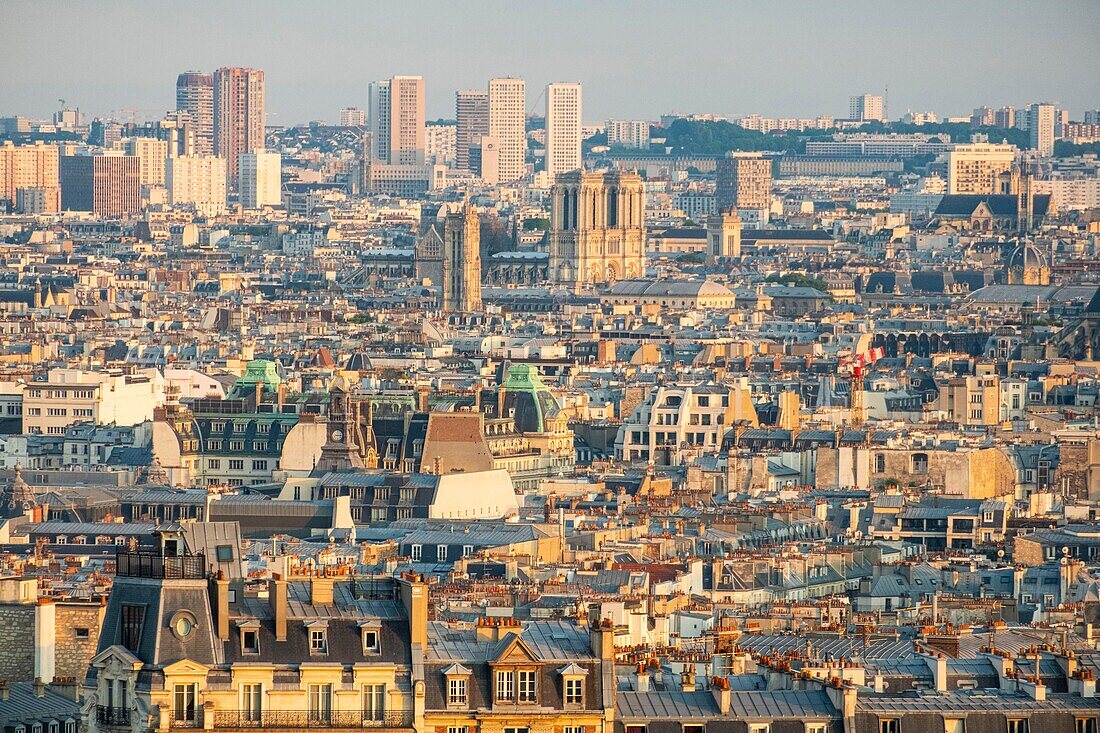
[170,713,203,729]
[209,710,414,729]
[96,705,132,728]
[117,551,206,579]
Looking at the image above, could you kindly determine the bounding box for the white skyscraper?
[238,149,281,209]
[121,136,169,187]
[339,107,366,127]
[545,82,582,178]
[489,77,526,183]
[455,90,490,172]
[167,155,227,214]
[368,76,425,165]
[849,93,884,122]
[606,120,650,149]
[1029,103,1056,156]
[367,80,391,163]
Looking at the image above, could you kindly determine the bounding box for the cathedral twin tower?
[416,170,653,311]
[548,170,646,291]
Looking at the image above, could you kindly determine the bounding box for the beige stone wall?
[0,602,105,683]
[1055,441,1091,500]
[0,603,34,680]
[727,454,769,494]
[56,603,106,681]
[861,446,1015,498]
[1014,536,1045,566]
[967,447,1017,499]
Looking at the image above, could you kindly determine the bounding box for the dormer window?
[359,622,381,654]
[442,663,472,708]
[306,623,329,654]
[558,663,589,707]
[449,677,467,705]
[240,623,260,655]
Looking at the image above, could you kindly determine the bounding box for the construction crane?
[839,346,884,426]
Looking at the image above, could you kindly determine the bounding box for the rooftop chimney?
[399,574,428,647]
[310,572,335,605]
[269,574,287,641]
[34,598,55,686]
[636,663,650,693]
[213,572,230,641]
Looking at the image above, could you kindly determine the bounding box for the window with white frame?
[243,683,262,722]
[564,677,583,705]
[308,684,332,722]
[495,670,514,701]
[309,628,328,653]
[517,669,536,702]
[448,677,467,705]
[173,683,197,722]
[362,628,380,654]
[363,684,385,721]
[437,545,447,562]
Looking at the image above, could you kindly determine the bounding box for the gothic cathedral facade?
[549,170,646,291]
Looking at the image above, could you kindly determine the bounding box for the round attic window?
[170,611,199,640]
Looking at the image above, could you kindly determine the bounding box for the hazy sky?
[3,0,1098,126]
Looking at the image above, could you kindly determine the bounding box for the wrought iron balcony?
[209,709,414,729]
[96,705,132,728]
[169,714,203,729]
[116,551,206,579]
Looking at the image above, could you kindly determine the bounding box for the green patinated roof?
[227,359,282,399]
[501,364,560,434]
[502,363,548,392]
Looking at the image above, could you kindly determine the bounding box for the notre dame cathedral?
[548,170,646,291]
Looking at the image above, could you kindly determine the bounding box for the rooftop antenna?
[883,86,889,122]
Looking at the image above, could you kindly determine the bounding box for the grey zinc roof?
[617,690,719,720]
[736,633,918,660]
[425,620,594,662]
[0,681,82,726]
[857,691,1100,713]
[234,580,406,621]
[617,689,835,721]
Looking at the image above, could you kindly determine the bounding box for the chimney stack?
[269,573,288,641]
[33,598,55,685]
[213,571,230,641]
[399,574,428,647]
[310,573,335,605]
[635,663,650,693]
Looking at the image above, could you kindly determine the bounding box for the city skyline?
[2,0,1098,126]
